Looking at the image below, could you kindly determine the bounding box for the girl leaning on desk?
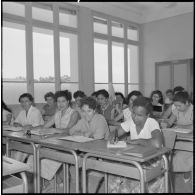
[108,96,165,193]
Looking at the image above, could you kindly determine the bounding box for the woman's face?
[20,97,32,111]
[75,97,82,107]
[81,104,95,122]
[129,95,137,108]
[46,96,55,106]
[131,106,148,126]
[57,96,69,110]
[97,94,108,107]
[152,93,160,103]
[174,101,189,112]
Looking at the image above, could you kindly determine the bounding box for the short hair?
[80,97,97,110]
[150,90,164,104]
[126,91,142,104]
[55,90,72,102]
[173,86,184,94]
[166,89,173,95]
[173,91,191,104]
[132,96,153,115]
[19,93,34,103]
[73,90,86,99]
[44,92,55,101]
[96,89,109,98]
[91,91,98,97]
[115,92,126,104]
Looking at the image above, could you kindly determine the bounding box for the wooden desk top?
[3,156,30,176]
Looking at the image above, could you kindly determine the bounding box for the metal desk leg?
[104,173,108,193]
[20,172,28,193]
[6,138,10,157]
[66,164,69,192]
[36,145,41,193]
[63,164,66,193]
[162,154,169,192]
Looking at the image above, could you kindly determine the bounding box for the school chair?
[162,129,176,192]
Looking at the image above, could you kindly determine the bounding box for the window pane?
[59,8,77,28]
[61,83,79,96]
[112,42,124,83]
[2,22,26,81]
[112,21,124,38]
[128,45,139,83]
[32,5,53,23]
[127,26,138,41]
[95,84,108,92]
[113,84,125,95]
[3,82,27,104]
[33,28,54,82]
[128,84,139,94]
[93,16,108,34]
[60,32,78,82]
[3,2,25,17]
[34,83,55,103]
[94,39,108,83]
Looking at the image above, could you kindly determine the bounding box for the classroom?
[2,2,193,193]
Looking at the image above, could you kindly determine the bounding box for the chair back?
[162,129,176,149]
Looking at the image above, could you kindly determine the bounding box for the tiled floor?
[27,172,193,193]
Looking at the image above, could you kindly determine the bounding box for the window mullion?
[108,18,112,84]
[124,24,128,97]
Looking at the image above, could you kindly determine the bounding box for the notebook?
[163,128,192,134]
[58,135,94,143]
[107,141,127,148]
[121,145,158,158]
[30,128,62,136]
[3,125,23,132]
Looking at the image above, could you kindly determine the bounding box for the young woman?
[41,92,57,122]
[2,100,12,125]
[108,96,164,193]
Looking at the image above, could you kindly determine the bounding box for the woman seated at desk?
[12,93,44,161]
[162,91,193,186]
[108,96,164,193]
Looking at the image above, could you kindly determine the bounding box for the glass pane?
[113,84,125,95]
[112,42,124,83]
[93,16,108,34]
[59,8,77,27]
[32,5,53,23]
[128,85,139,94]
[128,45,139,83]
[34,83,55,103]
[3,82,27,104]
[127,26,138,41]
[94,39,108,83]
[61,83,79,96]
[33,28,54,82]
[2,22,26,81]
[112,21,124,38]
[60,32,78,82]
[3,2,25,17]
[95,84,108,92]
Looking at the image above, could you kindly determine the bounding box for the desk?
[3,156,30,193]
[78,139,170,193]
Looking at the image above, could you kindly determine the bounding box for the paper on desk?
[3,125,23,131]
[163,128,192,134]
[58,135,94,142]
[30,128,62,136]
[107,141,127,148]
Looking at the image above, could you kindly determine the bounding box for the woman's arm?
[108,126,126,143]
[66,111,80,129]
[161,105,172,119]
[43,116,55,128]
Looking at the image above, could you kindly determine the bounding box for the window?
[127,26,138,41]
[112,21,124,38]
[93,16,108,34]
[2,22,27,104]
[3,2,25,17]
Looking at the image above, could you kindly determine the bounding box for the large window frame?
[2,2,79,103]
[93,11,140,96]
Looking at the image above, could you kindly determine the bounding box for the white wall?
[142,12,193,96]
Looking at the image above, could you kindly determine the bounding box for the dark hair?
[55,90,72,102]
[115,92,126,104]
[173,91,191,104]
[133,96,153,115]
[126,91,142,105]
[150,90,164,104]
[2,101,12,113]
[44,92,55,101]
[80,97,97,110]
[19,93,34,103]
[166,89,173,95]
[73,90,86,99]
[91,91,98,97]
[96,89,109,98]
[173,86,184,94]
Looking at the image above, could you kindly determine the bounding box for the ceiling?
[68,2,194,23]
